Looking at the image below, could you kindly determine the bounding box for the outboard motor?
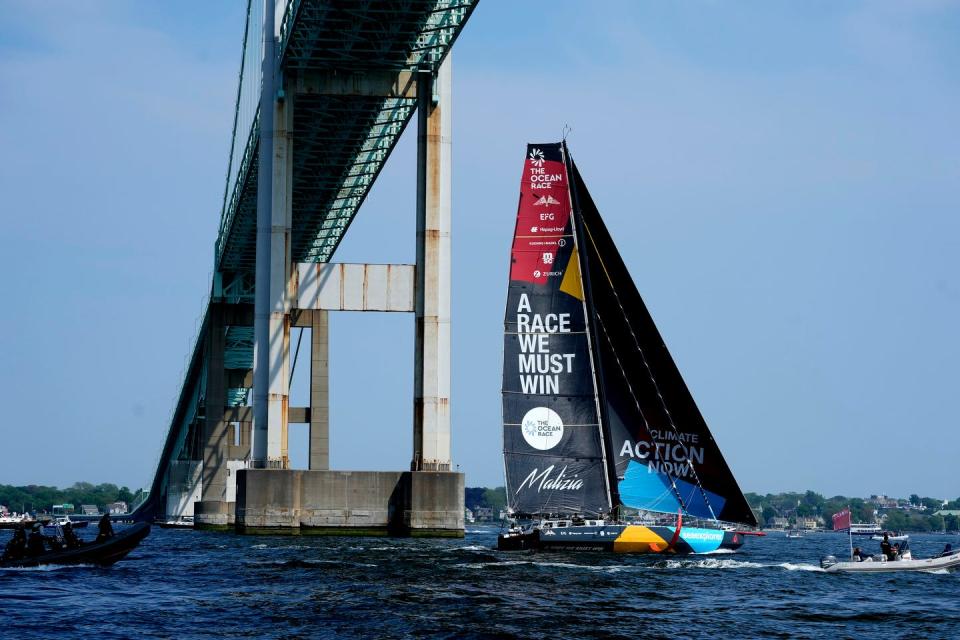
[820,555,838,570]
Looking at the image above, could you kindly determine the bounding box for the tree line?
[745,490,960,532]
[0,482,141,514]
[464,487,960,532]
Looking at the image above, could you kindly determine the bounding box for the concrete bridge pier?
[234,57,463,537]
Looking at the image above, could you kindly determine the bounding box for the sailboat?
[497,142,758,554]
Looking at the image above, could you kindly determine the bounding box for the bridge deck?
[216,0,476,271]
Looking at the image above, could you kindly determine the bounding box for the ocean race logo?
[521,407,564,450]
[515,293,576,395]
[516,464,583,493]
[527,148,563,190]
[619,428,705,479]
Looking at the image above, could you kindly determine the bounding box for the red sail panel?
[509,147,572,286]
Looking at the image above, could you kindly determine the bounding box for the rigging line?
[504,450,606,461]
[594,304,719,522]
[593,314,688,515]
[221,0,255,225]
[583,220,719,522]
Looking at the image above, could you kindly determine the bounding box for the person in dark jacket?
[2,526,27,561]
[938,543,954,557]
[96,513,114,543]
[852,546,870,561]
[62,522,81,550]
[880,533,892,560]
[27,526,46,557]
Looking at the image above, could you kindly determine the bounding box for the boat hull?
[498,524,743,554]
[1,522,150,568]
[822,551,960,573]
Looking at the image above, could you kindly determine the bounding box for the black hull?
[498,524,745,554]
[1,522,151,568]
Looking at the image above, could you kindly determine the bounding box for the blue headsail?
[618,460,727,519]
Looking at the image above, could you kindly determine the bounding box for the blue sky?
[1,1,957,499]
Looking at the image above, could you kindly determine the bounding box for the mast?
[561,141,618,516]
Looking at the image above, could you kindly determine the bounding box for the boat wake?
[456,558,825,572]
[0,563,97,572]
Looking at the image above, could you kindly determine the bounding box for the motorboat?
[0,513,36,530]
[1,522,150,568]
[42,516,88,529]
[821,548,960,573]
[871,532,908,542]
[41,505,89,529]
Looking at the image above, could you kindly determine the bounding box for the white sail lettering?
[517,293,531,313]
[519,374,559,395]
[517,333,548,352]
[516,465,584,493]
[516,313,571,334]
[648,460,693,479]
[689,446,704,465]
[518,354,536,374]
[620,439,701,464]
[545,375,559,394]
[517,313,529,333]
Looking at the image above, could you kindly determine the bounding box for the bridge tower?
[140,0,477,536]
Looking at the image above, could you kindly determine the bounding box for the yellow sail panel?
[559,246,584,301]
[612,525,670,553]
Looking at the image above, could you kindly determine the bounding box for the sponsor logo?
[681,530,723,542]
[533,270,542,278]
[516,464,584,493]
[542,252,554,265]
[521,407,564,450]
[529,148,545,167]
[534,195,561,206]
[530,226,538,233]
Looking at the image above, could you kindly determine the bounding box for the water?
[2,525,958,639]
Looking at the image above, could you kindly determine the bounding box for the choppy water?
[1,525,958,639]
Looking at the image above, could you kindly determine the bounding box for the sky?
[0,1,958,500]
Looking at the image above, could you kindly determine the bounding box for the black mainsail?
[502,143,611,517]
[502,142,757,527]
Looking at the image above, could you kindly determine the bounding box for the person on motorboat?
[891,543,901,560]
[96,513,114,542]
[62,522,81,550]
[880,533,892,559]
[937,543,953,558]
[852,546,871,561]
[27,525,47,557]
[2,526,27,561]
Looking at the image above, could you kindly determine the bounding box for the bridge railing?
[218,0,266,262]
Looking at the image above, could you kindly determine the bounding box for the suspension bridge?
[132,0,478,535]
